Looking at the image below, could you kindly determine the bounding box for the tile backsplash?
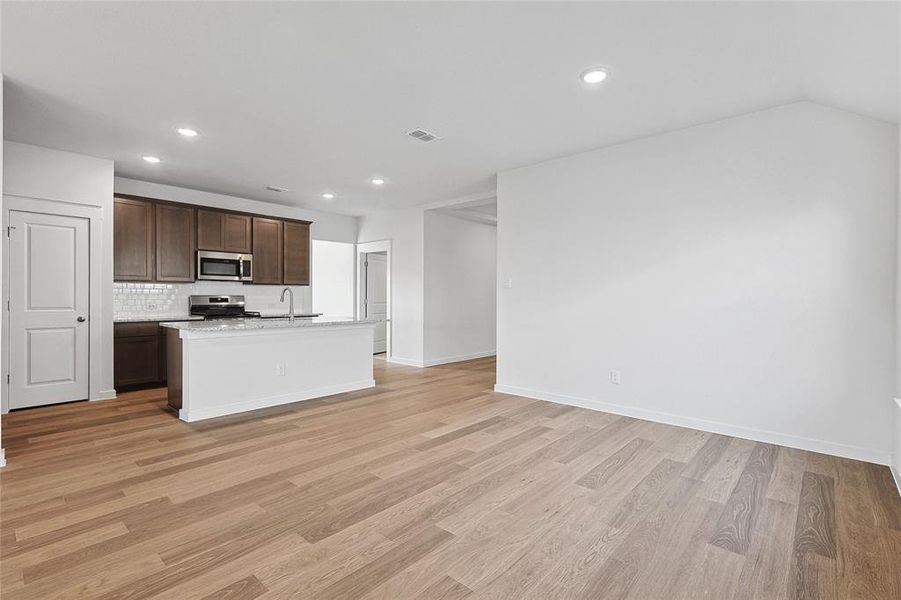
[113,281,312,320]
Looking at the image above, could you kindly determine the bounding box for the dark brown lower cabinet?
[114,322,168,389]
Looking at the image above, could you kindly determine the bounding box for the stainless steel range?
[189,295,260,320]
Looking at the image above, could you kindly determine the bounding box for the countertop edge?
[114,315,203,323]
[161,318,380,338]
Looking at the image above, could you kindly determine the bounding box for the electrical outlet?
[610,370,621,385]
[504,277,513,289]
[277,363,286,376]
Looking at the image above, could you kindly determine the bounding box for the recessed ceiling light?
[580,68,608,84]
[142,155,161,164]
[322,192,335,200]
[176,127,199,137]
[371,178,385,186]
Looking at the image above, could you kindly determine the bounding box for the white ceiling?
[2,2,897,216]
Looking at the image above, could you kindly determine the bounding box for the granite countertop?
[256,311,323,318]
[160,316,378,333]
[115,312,321,323]
[114,314,204,323]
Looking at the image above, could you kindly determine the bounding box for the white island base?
[162,318,376,422]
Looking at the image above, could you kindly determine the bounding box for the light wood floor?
[1,357,900,599]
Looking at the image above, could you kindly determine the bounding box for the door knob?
[77,316,86,323]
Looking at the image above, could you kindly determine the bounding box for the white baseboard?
[179,379,376,422]
[390,350,496,368]
[494,383,891,466]
[388,356,425,368]
[894,398,901,498]
[90,389,118,402]
[423,350,496,367]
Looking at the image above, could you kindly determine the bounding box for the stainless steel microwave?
[196,250,253,281]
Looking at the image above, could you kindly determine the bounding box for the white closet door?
[8,210,90,409]
[365,253,388,353]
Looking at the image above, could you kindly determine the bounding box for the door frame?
[2,196,106,413]
[356,240,391,359]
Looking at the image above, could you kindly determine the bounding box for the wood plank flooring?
[1,356,900,599]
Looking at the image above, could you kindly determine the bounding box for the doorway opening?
[361,251,388,354]
[357,240,391,357]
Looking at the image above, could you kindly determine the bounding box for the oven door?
[197,251,253,281]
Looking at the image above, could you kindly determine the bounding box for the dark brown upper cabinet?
[197,209,252,253]
[115,194,312,285]
[223,213,252,253]
[252,217,284,284]
[283,221,311,285]
[196,209,222,250]
[155,203,196,282]
[114,197,155,281]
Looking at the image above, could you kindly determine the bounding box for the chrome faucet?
[279,287,295,323]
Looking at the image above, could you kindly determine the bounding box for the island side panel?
[179,324,375,421]
[166,328,183,411]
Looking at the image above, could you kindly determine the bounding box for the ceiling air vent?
[265,185,289,193]
[406,128,440,143]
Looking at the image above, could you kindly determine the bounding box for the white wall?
[895,16,901,489]
[3,141,116,403]
[357,208,424,364]
[424,211,497,366]
[312,240,355,317]
[114,178,358,243]
[497,101,897,464]
[1,75,5,466]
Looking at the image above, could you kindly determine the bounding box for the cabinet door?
[252,217,283,284]
[197,210,251,253]
[114,335,160,387]
[283,221,310,285]
[223,214,252,253]
[114,197,154,281]
[196,209,224,250]
[155,204,196,282]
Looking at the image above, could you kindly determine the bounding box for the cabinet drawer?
[115,322,161,338]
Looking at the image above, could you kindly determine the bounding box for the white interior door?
[364,252,388,353]
[8,211,90,409]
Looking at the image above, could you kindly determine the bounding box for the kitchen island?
[161,317,377,421]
